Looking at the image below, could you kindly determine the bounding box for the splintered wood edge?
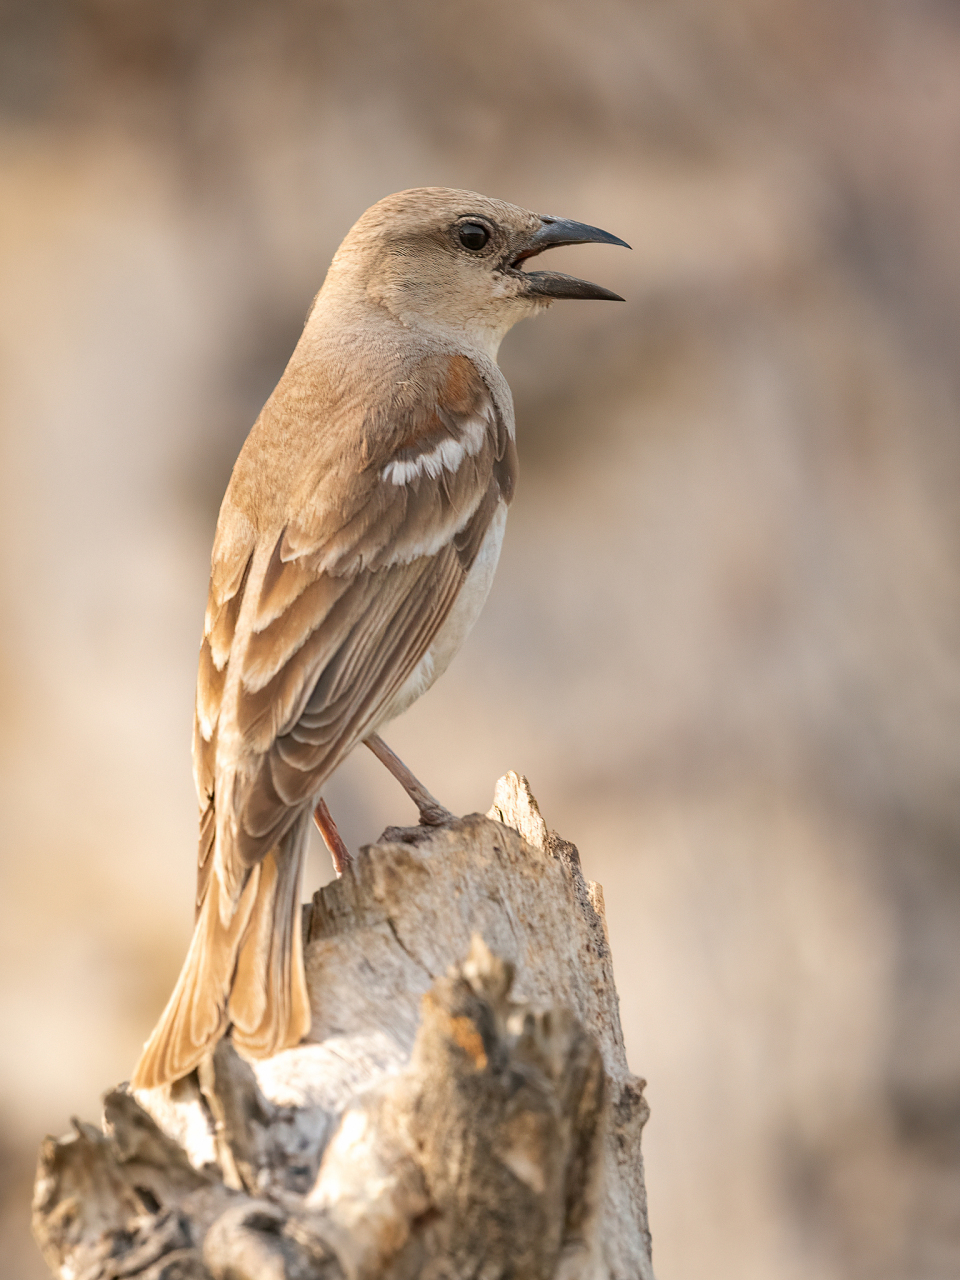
[587,881,610,944]
[487,770,550,852]
[489,771,611,954]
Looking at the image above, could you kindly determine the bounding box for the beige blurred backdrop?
[3,2,960,1277]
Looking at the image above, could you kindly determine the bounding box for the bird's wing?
[193,352,517,909]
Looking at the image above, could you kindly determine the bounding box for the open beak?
[511,215,630,301]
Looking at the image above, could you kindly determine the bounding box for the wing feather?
[194,351,517,906]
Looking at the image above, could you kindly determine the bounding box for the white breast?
[379,499,508,725]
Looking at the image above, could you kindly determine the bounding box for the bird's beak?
[511,216,630,301]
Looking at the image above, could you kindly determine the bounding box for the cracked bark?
[32,774,653,1280]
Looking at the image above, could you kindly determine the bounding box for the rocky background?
[2,2,960,1278]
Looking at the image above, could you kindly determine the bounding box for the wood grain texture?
[33,777,653,1280]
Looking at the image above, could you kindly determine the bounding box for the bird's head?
[318,187,629,357]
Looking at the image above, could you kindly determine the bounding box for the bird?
[131,187,628,1089]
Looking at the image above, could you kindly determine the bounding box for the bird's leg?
[313,797,353,876]
[363,733,454,826]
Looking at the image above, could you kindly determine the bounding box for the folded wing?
[194,352,517,910]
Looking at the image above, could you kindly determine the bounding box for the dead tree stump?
[32,774,653,1280]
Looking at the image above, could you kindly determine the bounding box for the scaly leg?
[313,797,352,876]
[364,734,454,826]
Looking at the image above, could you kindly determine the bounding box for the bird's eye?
[458,222,490,251]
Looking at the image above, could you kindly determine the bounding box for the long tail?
[131,817,311,1090]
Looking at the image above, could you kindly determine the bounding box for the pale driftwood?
[32,774,653,1280]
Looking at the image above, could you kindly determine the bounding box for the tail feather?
[230,824,311,1057]
[131,818,310,1090]
[229,834,308,1054]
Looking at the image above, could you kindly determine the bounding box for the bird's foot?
[416,799,455,827]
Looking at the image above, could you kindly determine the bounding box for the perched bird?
[132,187,627,1089]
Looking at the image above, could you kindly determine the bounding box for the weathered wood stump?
[32,774,653,1280]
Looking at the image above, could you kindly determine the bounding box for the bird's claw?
[418,802,455,827]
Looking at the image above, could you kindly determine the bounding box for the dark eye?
[458,222,490,251]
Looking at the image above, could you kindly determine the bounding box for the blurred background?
[2,1,960,1276]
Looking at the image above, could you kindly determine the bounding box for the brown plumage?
[132,187,627,1090]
